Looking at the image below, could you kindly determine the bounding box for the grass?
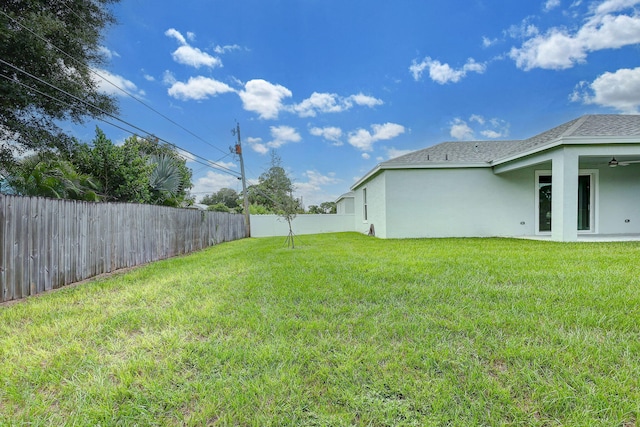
[0,233,639,426]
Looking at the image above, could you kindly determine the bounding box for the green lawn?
[1,233,639,426]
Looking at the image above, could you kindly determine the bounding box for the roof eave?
[334,191,355,203]
[351,164,382,190]
[490,135,640,166]
[350,162,490,190]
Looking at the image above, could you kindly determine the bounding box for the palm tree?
[6,154,100,201]
[149,154,182,205]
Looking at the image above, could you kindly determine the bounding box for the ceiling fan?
[608,157,640,167]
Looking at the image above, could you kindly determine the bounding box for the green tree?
[320,201,337,214]
[248,151,301,213]
[308,205,322,214]
[308,201,337,214]
[6,153,99,201]
[71,128,193,205]
[249,151,300,247]
[149,154,182,205]
[201,188,240,209]
[248,203,272,215]
[206,203,230,213]
[136,136,193,206]
[0,0,120,169]
[73,129,151,203]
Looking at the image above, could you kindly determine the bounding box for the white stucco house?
[335,192,355,215]
[350,115,640,242]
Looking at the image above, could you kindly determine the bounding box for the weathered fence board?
[0,195,246,303]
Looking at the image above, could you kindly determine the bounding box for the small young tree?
[255,151,300,247]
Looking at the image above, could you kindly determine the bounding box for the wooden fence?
[0,194,246,303]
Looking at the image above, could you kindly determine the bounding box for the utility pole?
[233,122,251,237]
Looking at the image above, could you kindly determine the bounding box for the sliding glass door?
[536,172,595,233]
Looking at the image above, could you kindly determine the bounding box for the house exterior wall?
[354,172,387,237]
[350,147,640,240]
[382,167,534,238]
[597,165,640,234]
[336,197,355,214]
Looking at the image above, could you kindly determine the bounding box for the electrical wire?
[0,7,230,156]
[0,58,241,177]
[0,72,234,176]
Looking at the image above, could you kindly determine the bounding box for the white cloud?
[348,123,405,152]
[470,114,485,125]
[302,170,340,187]
[506,19,541,39]
[143,74,155,82]
[266,125,302,148]
[509,2,640,70]
[186,32,196,42]
[163,70,177,85]
[167,76,235,101]
[310,126,343,146]
[571,66,640,112]
[488,118,510,137]
[349,93,384,108]
[252,144,269,154]
[98,46,120,60]
[410,57,487,84]
[544,0,561,11]
[214,44,242,54]
[594,0,640,15]
[176,149,196,163]
[372,123,406,140]
[212,160,237,170]
[362,153,371,159]
[191,171,242,202]
[291,92,383,117]
[246,137,269,154]
[481,130,503,138]
[295,170,341,207]
[165,28,187,45]
[386,147,413,159]
[171,45,222,69]
[449,116,510,140]
[450,118,475,140]
[293,92,345,117]
[238,127,302,156]
[165,28,222,68]
[238,79,292,119]
[482,36,499,48]
[93,68,144,97]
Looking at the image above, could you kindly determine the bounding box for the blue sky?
[79,0,640,206]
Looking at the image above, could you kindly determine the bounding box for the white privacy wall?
[250,214,356,237]
[382,167,535,238]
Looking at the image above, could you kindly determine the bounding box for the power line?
[0,64,241,177]
[0,7,230,156]
[0,72,236,177]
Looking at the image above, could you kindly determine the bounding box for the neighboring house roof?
[335,191,355,203]
[351,114,640,190]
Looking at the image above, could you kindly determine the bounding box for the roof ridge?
[561,115,590,138]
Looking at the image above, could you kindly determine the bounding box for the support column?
[551,148,579,242]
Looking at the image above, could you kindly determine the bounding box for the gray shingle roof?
[382,114,640,167]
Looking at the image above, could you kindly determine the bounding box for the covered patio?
[495,147,640,242]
